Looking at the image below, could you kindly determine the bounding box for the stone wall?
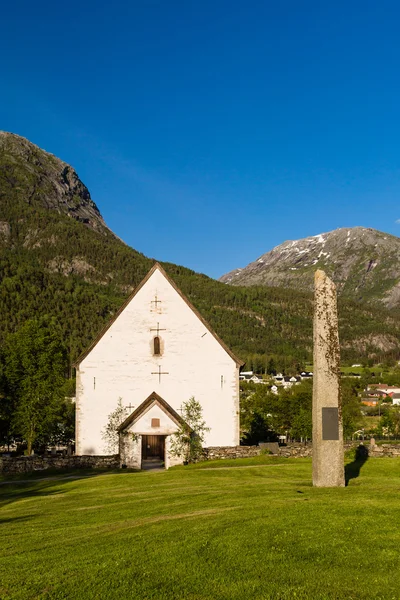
[2,442,399,474]
[0,455,119,474]
[278,444,313,458]
[201,442,400,461]
[275,442,400,458]
[369,443,400,457]
[202,444,314,460]
[203,446,261,460]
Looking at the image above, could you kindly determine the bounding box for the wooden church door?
[142,435,165,460]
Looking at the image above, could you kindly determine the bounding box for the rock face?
[220,227,400,308]
[0,131,112,235]
[312,270,344,487]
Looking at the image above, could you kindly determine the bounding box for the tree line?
[240,379,363,445]
[0,318,74,453]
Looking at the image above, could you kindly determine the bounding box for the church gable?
[75,262,241,455]
[73,263,243,368]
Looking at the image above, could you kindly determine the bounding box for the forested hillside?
[1,131,400,372]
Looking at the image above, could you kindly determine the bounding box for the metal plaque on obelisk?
[312,270,345,487]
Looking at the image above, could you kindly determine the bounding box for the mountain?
[0,131,112,236]
[220,227,400,308]
[1,132,400,370]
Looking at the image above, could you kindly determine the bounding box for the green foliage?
[375,407,400,438]
[240,379,363,443]
[240,381,313,444]
[341,379,364,438]
[344,446,358,461]
[101,398,129,454]
[0,380,14,450]
[1,317,68,453]
[169,397,210,463]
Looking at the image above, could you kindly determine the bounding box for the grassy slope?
[1,458,399,600]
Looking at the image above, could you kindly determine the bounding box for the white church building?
[73,263,243,469]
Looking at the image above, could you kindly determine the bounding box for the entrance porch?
[117,391,187,470]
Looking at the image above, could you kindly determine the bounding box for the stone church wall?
[119,434,142,469]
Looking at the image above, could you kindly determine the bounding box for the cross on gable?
[126,403,135,412]
[151,294,162,309]
[150,322,166,336]
[151,365,169,383]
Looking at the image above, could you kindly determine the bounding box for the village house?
[300,371,313,380]
[250,374,266,384]
[239,371,266,384]
[392,393,400,406]
[366,384,400,399]
[272,373,305,389]
[73,263,243,469]
[239,371,253,381]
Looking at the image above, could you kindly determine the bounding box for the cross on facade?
[151,365,169,383]
[126,403,135,412]
[150,322,166,336]
[151,294,162,309]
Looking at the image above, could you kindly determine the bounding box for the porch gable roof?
[117,391,190,432]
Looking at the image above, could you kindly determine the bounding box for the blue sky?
[2,0,400,278]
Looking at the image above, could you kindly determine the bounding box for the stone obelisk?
[312,270,345,487]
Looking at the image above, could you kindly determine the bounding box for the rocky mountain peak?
[0,131,112,235]
[220,227,400,308]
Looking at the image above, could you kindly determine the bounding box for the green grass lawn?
[1,457,400,600]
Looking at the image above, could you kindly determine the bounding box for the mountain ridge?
[220,227,400,308]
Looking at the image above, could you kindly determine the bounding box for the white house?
[73,263,243,468]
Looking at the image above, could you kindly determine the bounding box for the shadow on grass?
[345,445,369,486]
[0,469,121,510]
[0,515,35,524]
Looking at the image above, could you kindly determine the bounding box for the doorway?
[141,435,165,470]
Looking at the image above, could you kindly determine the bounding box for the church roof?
[117,391,189,432]
[72,262,244,367]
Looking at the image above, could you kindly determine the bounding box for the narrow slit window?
[153,336,161,355]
